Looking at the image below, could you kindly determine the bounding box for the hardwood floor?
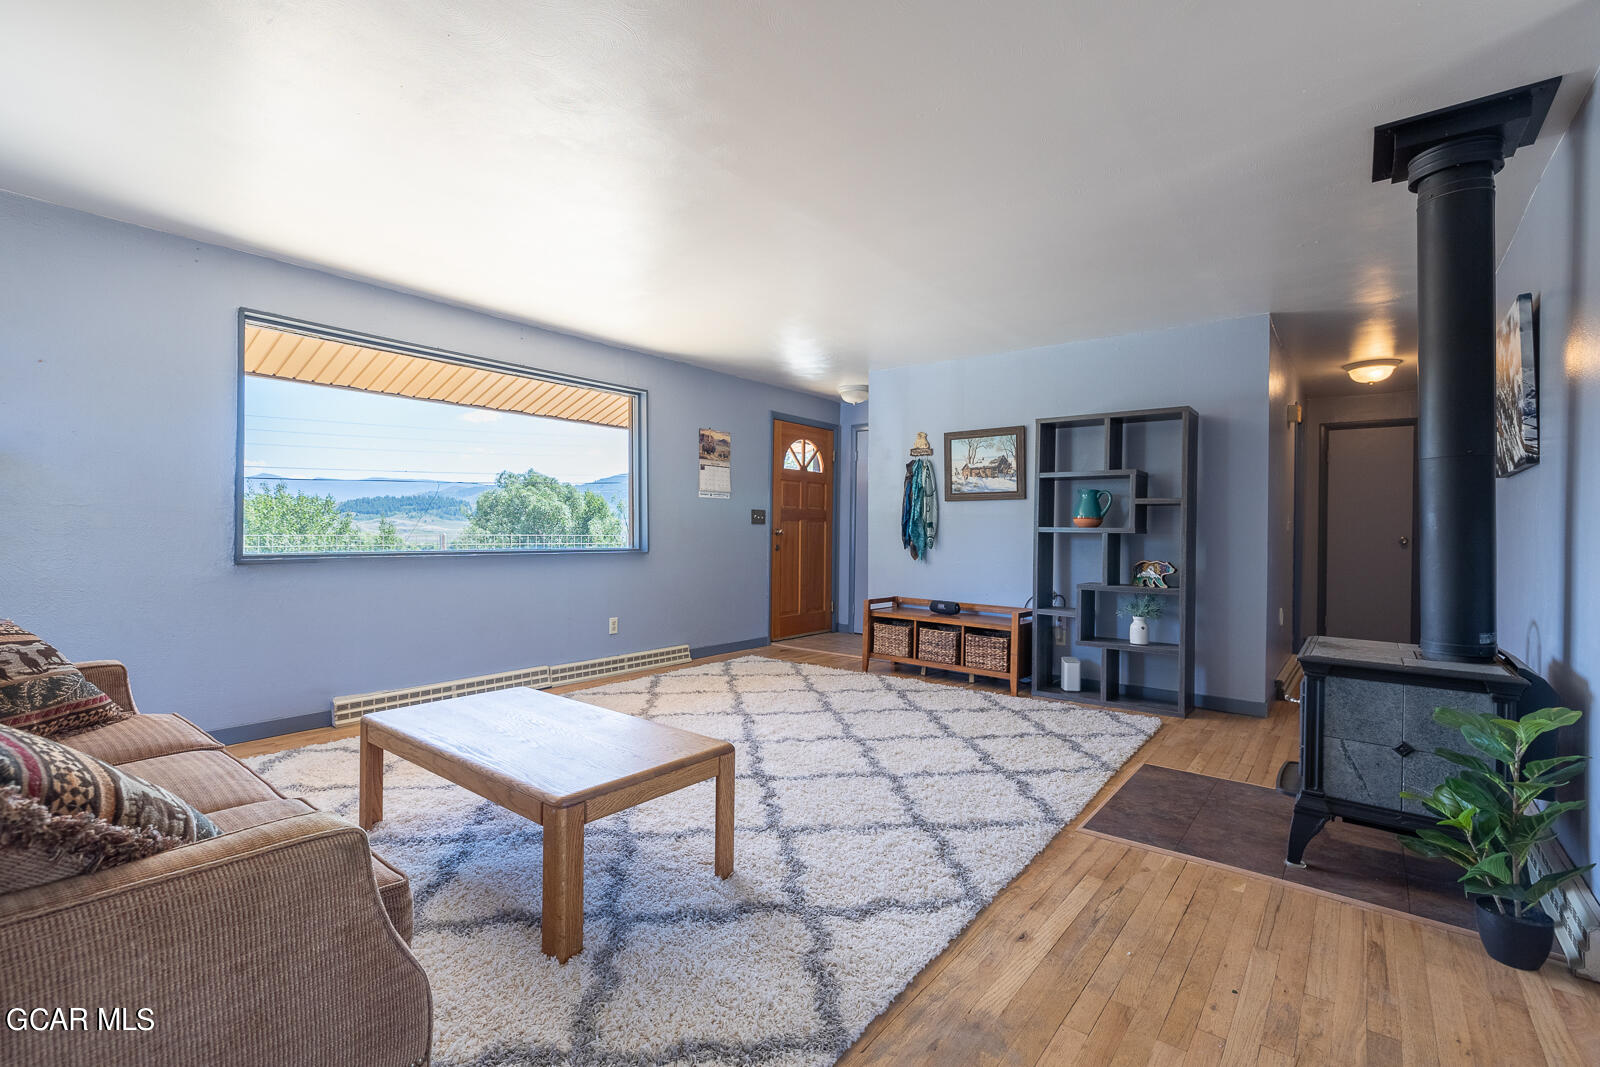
[228,637,1600,1065]
[773,630,864,656]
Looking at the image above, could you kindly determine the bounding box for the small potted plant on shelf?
[1401,705,1591,970]
[1116,594,1162,646]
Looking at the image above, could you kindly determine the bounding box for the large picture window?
[237,314,644,559]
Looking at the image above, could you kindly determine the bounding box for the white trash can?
[1059,656,1082,692]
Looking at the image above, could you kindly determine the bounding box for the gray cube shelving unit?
[1032,406,1197,716]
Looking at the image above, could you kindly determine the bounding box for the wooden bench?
[861,596,1033,695]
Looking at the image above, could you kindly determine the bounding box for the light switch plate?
[751,509,766,525]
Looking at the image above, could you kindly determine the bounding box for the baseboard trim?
[210,646,1268,742]
[212,711,330,746]
[1121,684,1269,718]
[1199,695,1269,718]
[690,637,769,659]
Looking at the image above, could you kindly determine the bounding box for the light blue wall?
[867,315,1275,713]
[1266,323,1301,697]
[1494,74,1600,885]
[0,191,837,740]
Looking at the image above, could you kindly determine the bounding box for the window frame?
[234,309,649,563]
[782,438,824,473]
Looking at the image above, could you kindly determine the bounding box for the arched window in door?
[782,438,824,473]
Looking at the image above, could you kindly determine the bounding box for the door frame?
[1315,418,1420,640]
[847,421,869,633]
[769,411,842,642]
[1290,407,1305,650]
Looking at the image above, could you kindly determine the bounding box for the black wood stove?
[1286,79,1558,865]
[1288,636,1527,864]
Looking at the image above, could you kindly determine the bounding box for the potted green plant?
[1116,594,1162,646]
[1401,705,1591,970]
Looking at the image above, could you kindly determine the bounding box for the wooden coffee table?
[357,687,734,962]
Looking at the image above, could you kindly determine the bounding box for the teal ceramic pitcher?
[1072,489,1112,528]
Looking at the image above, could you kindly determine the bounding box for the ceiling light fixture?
[839,384,868,405]
[1342,358,1402,384]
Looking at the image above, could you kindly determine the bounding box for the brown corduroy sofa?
[0,661,433,1067]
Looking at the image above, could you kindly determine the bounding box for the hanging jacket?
[901,457,939,560]
[910,460,927,559]
[901,461,917,555]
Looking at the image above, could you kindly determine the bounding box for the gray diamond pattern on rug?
[244,656,1159,1066]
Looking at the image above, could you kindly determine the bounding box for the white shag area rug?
[245,655,1159,1066]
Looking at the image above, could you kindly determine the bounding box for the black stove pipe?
[1409,135,1502,662]
[1373,79,1560,662]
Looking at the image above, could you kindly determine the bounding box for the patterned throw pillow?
[0,723,220,842]
[0,620,132,738]
[0,787,180,893]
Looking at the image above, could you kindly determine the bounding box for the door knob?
[774,528,784,535]
[1399,536,1410,547]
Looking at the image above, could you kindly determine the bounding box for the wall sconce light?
[1342,358,1402,384]
[839,384,869,404]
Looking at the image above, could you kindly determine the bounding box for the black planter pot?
[1474,897,1555,970]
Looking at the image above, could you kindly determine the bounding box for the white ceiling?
[1,2,1597,396]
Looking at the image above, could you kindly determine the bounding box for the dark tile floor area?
[1084,764,1474,928]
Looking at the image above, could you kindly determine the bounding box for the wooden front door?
[771,420,835,640]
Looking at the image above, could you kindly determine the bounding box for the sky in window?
[243,376,629,486]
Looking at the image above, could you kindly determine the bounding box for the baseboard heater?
[1530,834,1600,981]
[1274,655,1303,702]
[330,644,692,727]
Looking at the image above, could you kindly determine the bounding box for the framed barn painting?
[1494,292,1539,477]
[944,426,1026,501]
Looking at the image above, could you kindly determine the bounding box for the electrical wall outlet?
[608,617,619,635]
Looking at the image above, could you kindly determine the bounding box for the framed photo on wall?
[1494,292,1538,477]
[944,426,1026,501]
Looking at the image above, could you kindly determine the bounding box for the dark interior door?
[771,420,834,640]
[1320,421,1417,642]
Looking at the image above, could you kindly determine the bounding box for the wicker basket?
[918,624,960,665]
[964,631,1011,672]
[872,620,911,658]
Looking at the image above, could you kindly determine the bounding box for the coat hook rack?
[909,431,933,456]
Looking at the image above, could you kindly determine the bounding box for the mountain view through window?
[239,320,639,558]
